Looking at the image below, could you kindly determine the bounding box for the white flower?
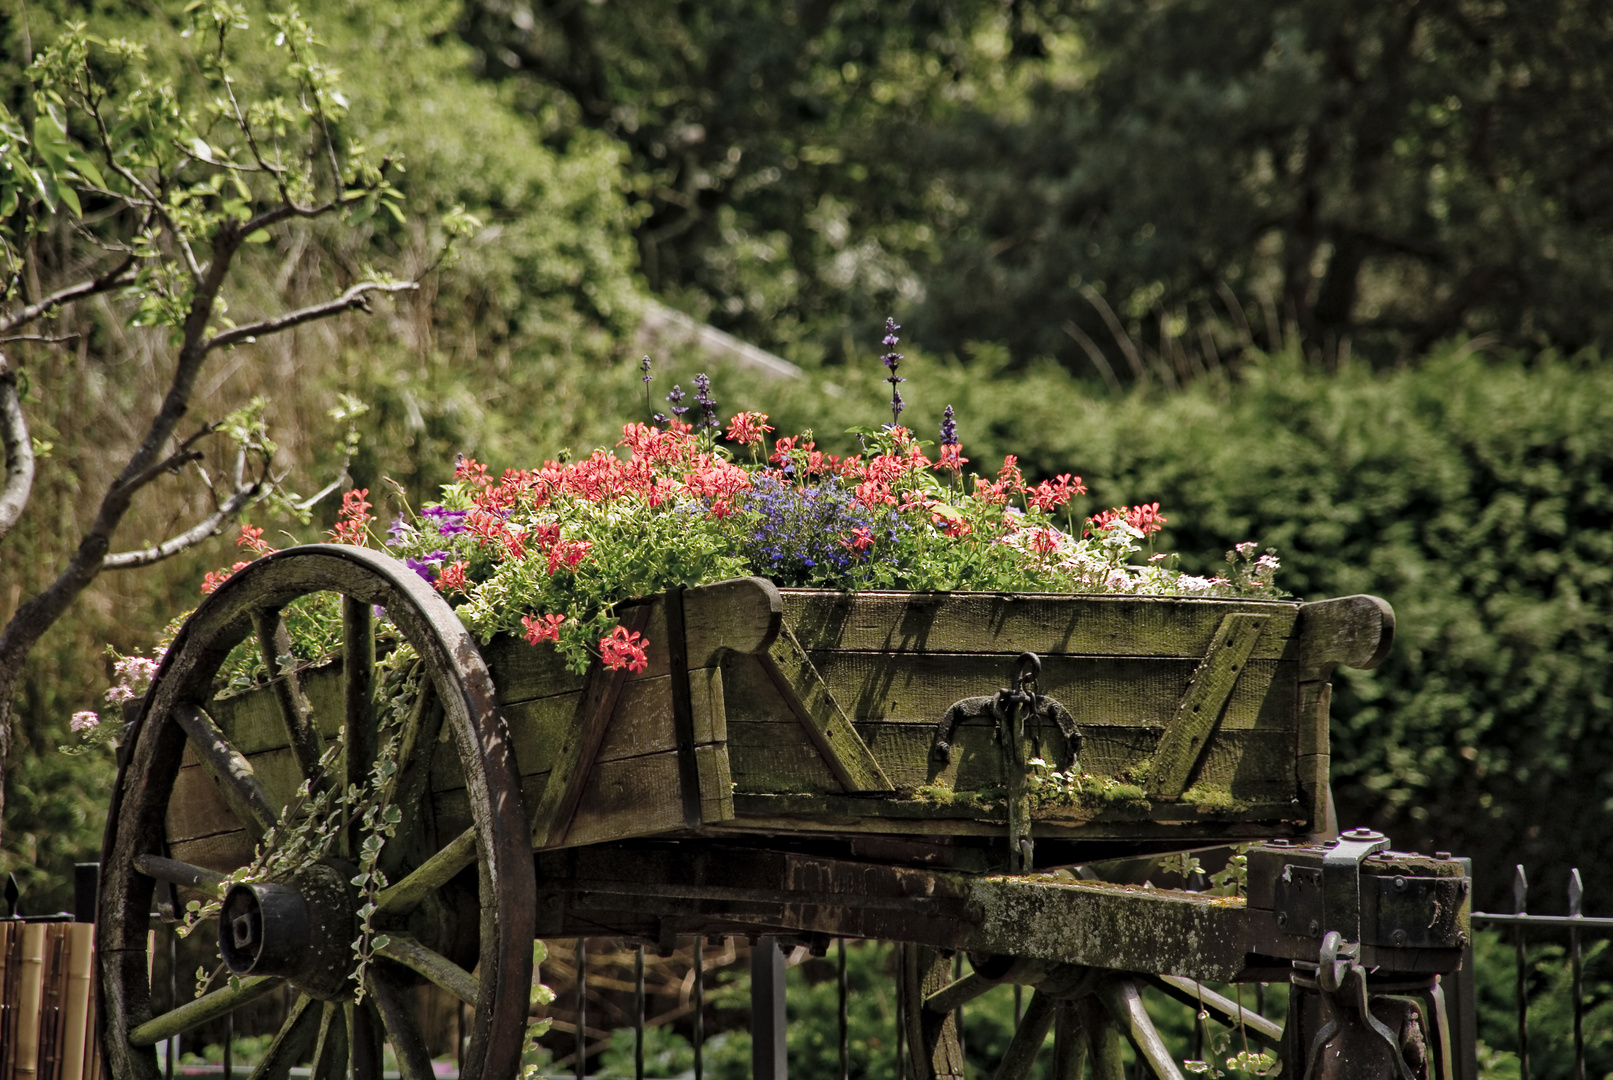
[71,710,100,733]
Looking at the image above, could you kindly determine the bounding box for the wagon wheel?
[98,544,536,1080]
[899,946,1286,1079]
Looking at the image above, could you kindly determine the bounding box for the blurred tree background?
[3,0,1610,985]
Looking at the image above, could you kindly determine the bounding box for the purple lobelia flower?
[881,318,905,427]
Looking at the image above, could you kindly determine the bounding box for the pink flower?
[330,488,373,545]
[201,561,252,595]
[1030,528,1060,555]
[522,613,566,645]
[600,626,650,673]
[437,561,469,594]
[725,411,774,446]
[935,444,968,472]
[1027,474,1085,512]
[840,527,874,555]
[236,523,272,554]
[71,710,99,733]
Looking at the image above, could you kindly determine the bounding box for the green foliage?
[0,0,641,898]
[459,1,1613,377]
[1470,928,1613,1077]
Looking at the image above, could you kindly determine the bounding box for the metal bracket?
[930,653,1080,874]
[931,660,1080,770]
[1322,826,1391,946]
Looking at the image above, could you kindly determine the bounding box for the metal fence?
[1464,864,1613,1080]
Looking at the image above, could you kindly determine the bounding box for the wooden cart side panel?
[779,592,1301,659]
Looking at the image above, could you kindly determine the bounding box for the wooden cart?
[97,544,1469,1079]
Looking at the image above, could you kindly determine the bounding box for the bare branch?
[205,279,417,353]
[114,423,220,496]
[0,353,35,541]
[0,255,137,336]
[101,481,262,570]
[0,333,78,346]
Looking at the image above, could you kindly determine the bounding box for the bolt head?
[1276,912,1288,928]
[1392,929,1409,947]
[1394,876,1408,891]
[1308,919,1320,937]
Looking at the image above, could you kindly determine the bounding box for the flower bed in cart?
[136,337,1391,871]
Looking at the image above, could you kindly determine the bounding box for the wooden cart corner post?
[98,544,1463,1080]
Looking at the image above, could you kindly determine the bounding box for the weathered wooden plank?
[798,652,1298,734]
[759,628,893,791]
[697,736,735,823]
[168,831,254,874]
[681,576,783,662]
[723,793,1303,837]
[527,609,648,848]
[484,577,781,707]
[167,750,306,846]
[1295,594,1395,681]
[781,591,1300,659]
[1147,614,1270,799]
[549,745,733,847]
[724,720,842,793]
[1296,752,1329,832]
[208,664,345,757]
[171,703,280,838]
[1296,681,1330,758]
[471,666,724,785]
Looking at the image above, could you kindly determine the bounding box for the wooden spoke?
[993,990,1057,1080]
[128,975,281,1046]
[902,946,966,1080]
[1050,1002,1086,1080]
[132,854,225,892]
[367,969,438,1080]
[924,972,996,1014]
[246,994,321,1080]
[342,595,377,858]
[1145,975,1283,1048]
[310,1002,348,1080]
[252,608,324,782]
[1095,976,1185,1080]
[379,677,445,880]
[375,933,480,1006]
[374,826,476,915]
[1078,998,1125,1080]
[347,1000,384,1080]
[172,703,279,838]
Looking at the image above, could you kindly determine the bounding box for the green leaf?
[190,137,214,163]
[71,154,104,190]
[53,178,81,217]
[369,934,390,952]
[243,228,271,243]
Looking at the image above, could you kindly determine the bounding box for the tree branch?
[0,353,35,542]
[114,423,220,497]
[101,481,262,570]
[0,254,137,335]
[204,279,418,352]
